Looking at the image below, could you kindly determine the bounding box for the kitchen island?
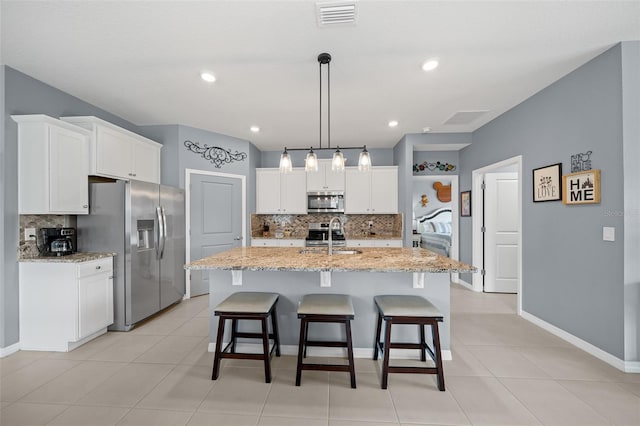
[186,246,475,359]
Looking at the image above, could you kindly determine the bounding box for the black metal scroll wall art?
[184,140,248,168]
[413,161,457,173]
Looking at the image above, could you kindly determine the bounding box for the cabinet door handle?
[82,204,88,208]
[132,173,137,177]
[95,265,101,270]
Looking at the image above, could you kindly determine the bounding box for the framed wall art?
[562,169,601,205]
[532,163,562,202]
[460,191,471,217]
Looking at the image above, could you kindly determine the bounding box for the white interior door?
[484,172,519,293]
[189,173,243,297]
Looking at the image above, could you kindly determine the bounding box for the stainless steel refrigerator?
[77,180,185,331]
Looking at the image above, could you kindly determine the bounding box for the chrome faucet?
[328,216,343,255]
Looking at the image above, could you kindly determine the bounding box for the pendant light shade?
[332,147,345,172]
[358,145,371,171]
[305,147,318,172]
[279,147,292,173]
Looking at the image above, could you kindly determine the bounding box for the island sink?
[298,248,363,255]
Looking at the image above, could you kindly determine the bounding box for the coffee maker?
[38,227,76,256]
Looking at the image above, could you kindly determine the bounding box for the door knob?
[233,236,242,240]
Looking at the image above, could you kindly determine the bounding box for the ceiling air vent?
[316,1,357,26]
[443,110,490,125]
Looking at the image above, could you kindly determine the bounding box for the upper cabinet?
[256,168,307,214]
[60,116,161,184]
[13,115,91,215]
[345,166,398,214]
[306,159,345,192]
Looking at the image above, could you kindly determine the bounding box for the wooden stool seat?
[296,294,356,388]
[212,292,280,383]
[373,295,445,390]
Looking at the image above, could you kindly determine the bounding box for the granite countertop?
[185,247,475,273]
[18,252,115,263]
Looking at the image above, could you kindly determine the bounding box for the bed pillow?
[418,221,436,233]
[432,222,452,234]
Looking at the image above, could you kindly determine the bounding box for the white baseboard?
[521,310,639,373]
[0,341,21,358]
[208,342,452,361]
[455,279,474,291]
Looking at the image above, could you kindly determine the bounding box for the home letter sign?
[562,169,601,205]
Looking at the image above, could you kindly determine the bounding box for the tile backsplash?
[251,214,402,239]
[18,215,76,258]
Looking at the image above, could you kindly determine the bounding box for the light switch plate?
[603,226,615,242]
[24,227,36,241]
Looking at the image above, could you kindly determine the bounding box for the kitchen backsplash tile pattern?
[251,214,402,239]
[18,215,77,259]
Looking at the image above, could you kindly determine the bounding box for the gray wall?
[0,67,260,350]
[140,123,259,246]
[621,41,640,362]
[459,44,629,360]
[2,66,150,349]
[395,134,472,247]
[412,176,453,221]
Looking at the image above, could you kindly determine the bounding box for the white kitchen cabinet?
[19,257,114,352]
[347,239,403,248]
[345,166,398,214]
[12,115,90,215]
[256,168,307,214]
[61,116,161,184]
[251,239,305,247]
[306,159,345,191]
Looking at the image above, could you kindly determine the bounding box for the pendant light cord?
[319,60,322,150]
[327,59,331,149]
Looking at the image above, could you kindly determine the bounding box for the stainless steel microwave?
[307,191,345,213]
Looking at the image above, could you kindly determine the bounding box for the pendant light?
[332,146,345,171]
[278,52,372,172]
[279,147,292,173]
[358,145,371,171]
[305,147,318,172]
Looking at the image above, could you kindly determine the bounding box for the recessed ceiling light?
[250,126,260,133]
[201,72,216,83]
[388,120,399,128]
[422,58,439,72]
[422,127,432,133]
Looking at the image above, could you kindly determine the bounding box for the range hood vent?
[317,1,357,26]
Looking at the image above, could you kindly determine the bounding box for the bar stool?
[296,294,356,388]
[373,295,445,390]
[212,292,280,383]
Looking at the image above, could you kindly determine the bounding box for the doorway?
[471,156,522,313]
[185,169,246,298]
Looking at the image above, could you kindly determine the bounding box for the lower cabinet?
[251,239,305,247]
[347,239,403,248]
[19,257,114,351]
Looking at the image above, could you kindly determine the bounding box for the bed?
[417,208,452,256]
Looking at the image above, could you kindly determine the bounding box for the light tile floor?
[2,284,639,425]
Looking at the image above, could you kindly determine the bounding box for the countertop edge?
[18,252,116,263]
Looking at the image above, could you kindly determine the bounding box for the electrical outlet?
[24,227,36,241]
[368,221,373,226]
[603,226,615,242]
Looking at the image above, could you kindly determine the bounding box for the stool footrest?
[300,363,352,372]
[388,366,439,374]
[305,340,348,348]
[234,331,276,340]
[220,352,267,360]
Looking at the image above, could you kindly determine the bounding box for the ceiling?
[2,1,639,151]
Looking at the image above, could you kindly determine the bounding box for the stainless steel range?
[305,222,346,247]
